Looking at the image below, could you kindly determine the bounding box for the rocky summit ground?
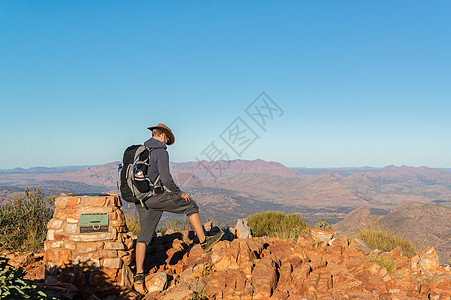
[2,227,451,299]
[135,230,451,299]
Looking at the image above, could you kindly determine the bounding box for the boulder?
[9,252,35,268]
[235,219,252,238]
[311,228,336,242]
[297,233,316,248]
[348,238,373,255]
[252,256,278,298]
[145,272,169,293]
[411,247,440,272]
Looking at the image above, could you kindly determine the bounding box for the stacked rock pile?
[44,193,135,297]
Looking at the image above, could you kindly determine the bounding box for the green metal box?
[79,214,109,233]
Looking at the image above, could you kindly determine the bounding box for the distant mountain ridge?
[0,165,94,174]
[334,201,451,264]
[1,160,450,220]
[171,159,297,180]
[3,163,450,176]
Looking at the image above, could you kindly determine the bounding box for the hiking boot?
[134,272,145,284]
[201,230,224,252]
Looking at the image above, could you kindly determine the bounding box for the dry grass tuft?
[247,211,311,239]
[124,211,141,235]
[157,217,193,234]
[370,255,396,272]
[352,227,417,257]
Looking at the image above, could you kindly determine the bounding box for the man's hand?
[181,192,191,202]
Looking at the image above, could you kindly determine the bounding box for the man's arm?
[156,150,182,195]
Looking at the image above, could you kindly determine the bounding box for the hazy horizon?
[1,160,451,172]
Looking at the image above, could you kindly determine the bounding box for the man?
[134,123,223,284]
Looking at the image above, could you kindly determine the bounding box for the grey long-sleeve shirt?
[144,137,181,195]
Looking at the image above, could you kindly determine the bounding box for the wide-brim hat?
[147,123,175,145]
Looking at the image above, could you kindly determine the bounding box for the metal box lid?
[79,214,109,226]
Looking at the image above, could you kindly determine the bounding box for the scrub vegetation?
[247,211,311,239]
[0,188,54,252]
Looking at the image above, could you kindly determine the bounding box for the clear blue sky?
[1,1,450,169]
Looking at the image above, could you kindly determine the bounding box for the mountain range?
[334,202,451,264]
[1,160,450,213]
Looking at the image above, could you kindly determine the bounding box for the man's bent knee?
[185,201,199,217]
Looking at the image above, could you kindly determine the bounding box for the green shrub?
[247,211,310,239]
[0,188,54,252]
[0,257,48,299]
[315,220,333,229]
[352,229,417,257]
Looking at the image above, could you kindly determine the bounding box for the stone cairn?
[44,193,135,294]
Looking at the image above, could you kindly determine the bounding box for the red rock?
[76,241,104,254]
[159,290,195,300]
[311,255,328,270]
[54,196,68,208]
[232,271,248,292]
[266,240,292,262]
[419,281,433,294]
[104,242,125,250]
[330,235,349,253]
[245,238,264,256]
[9,252,36,268]
[272,289,290,299]
[81,196,106,207]
[44,249,57,263]
[238,240,256,266]
[252,256,278,297]
[67,197,81,207]
[211,241,239,271]
[348,238,372,255]
[53,234,66,241]
[56,249,72,266]
[145,272,168,293]
[47,219,63,230]
[430,274,451,290]
[292,263,312,281]
[282,254,303,269]
[52,208,64,219]
[297,233,316,248]
[114,196,122,207]
[23,260,45,281]
[102,257,122,269]
[171,238,184,252]
[204,272,227,298]
[116,226,127,233]
[159,290,196,300]
[412,247,440,272]
[109,211,117,221]
[316,271,333,292]
[312,228,336,242]
[389,246,403,257]
[278,262,293,289]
